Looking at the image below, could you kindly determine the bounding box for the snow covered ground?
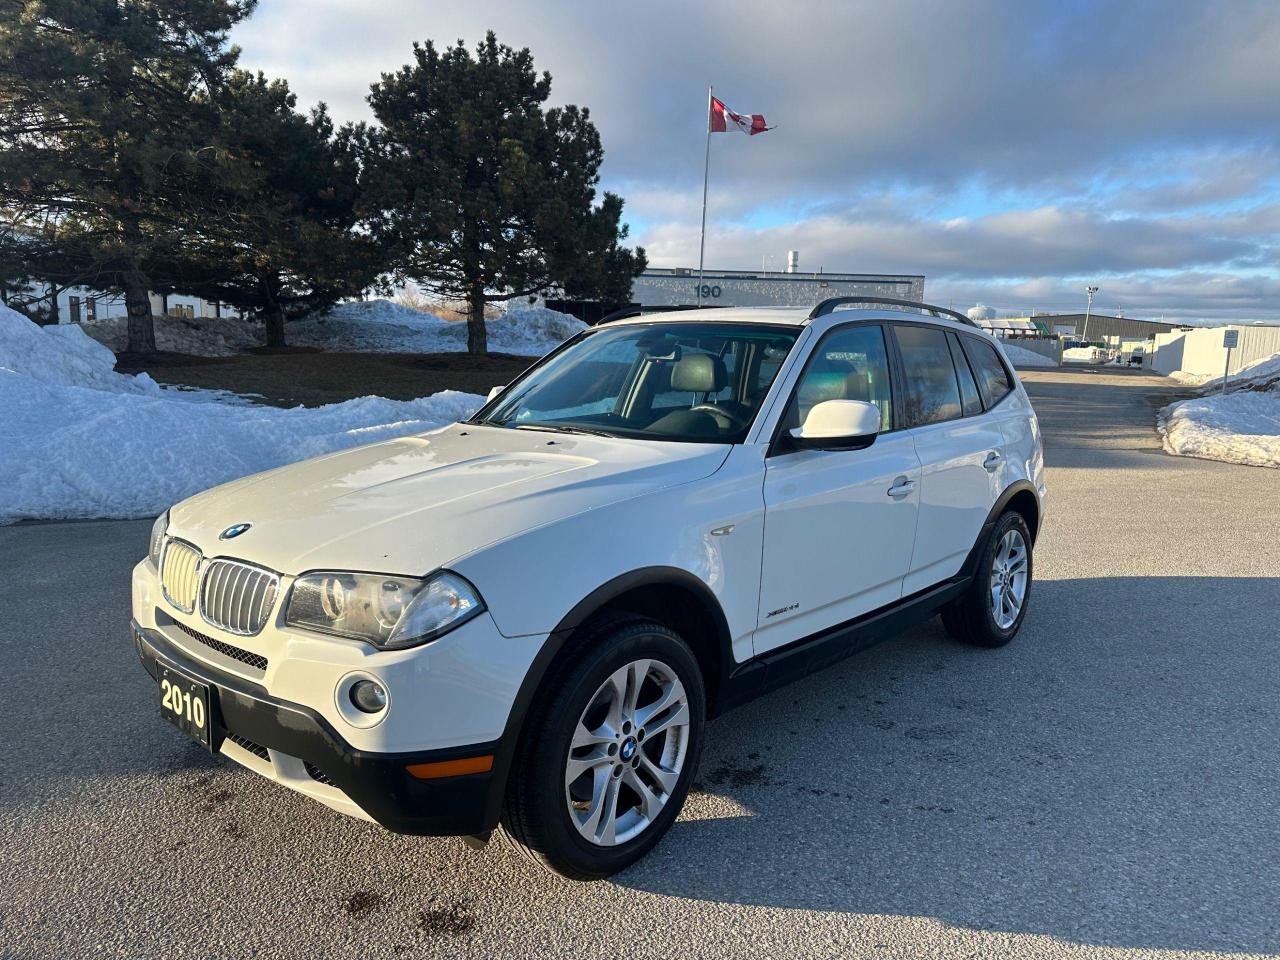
[0,306,484,522]
[999,343,1057,367]
[289,300,586,355]
[78,299,587,358]
[82,313,263,356]
[1158,351,1280,468]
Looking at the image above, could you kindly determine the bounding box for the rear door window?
[894,324,962,427]
[961,335,1014,408]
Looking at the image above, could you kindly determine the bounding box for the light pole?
[1082,285,1099,344]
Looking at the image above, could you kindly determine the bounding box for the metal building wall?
[632,271,925,308]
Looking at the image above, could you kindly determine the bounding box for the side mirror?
[487,385,505,402]
[788,399,881,451]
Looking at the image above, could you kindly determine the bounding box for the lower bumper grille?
[173,620,268,673]
[305,762,334,786]
[226,733,269,761]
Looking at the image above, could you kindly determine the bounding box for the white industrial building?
[7,282,236,324]
[631,251,924,309]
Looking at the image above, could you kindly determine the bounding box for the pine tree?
[0,0,254,354]
[357,32,645,355]
[177,71,384,347]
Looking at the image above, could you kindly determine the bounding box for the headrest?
[845,370,870,401]
[670,353,727,393]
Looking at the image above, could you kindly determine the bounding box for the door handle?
[983,451,1004,472]
[887,476,915,498]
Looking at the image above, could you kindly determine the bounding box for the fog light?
[349,679,387,713]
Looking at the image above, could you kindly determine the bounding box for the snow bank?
[999,343,1057,368]
[81,313,262,356]
[0,305,484,522]
[290,300,587,356]
[73,299,587,358]
[1,308,163,393]
[1158,392,1280,468]
[1157,351,1280,468]
[1063,346,1107,363]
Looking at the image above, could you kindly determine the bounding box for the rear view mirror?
[789,399,881,451]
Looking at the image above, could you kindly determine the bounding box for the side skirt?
[714,575,970,716]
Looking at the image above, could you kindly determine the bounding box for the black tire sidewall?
[977,512,1033,642]
[514,621,706,878]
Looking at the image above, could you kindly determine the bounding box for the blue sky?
[232,0,1280,321]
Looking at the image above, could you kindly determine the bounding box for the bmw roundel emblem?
[219,522,252,540]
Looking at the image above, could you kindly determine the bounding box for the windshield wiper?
[509,422,615,438]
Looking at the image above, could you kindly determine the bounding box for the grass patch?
[115,350,538,407]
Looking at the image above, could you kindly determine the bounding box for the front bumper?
[133,620,496,836]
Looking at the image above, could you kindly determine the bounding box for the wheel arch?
[479,567,732,833]
[959,480,1042,581]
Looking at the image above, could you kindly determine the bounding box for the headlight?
[148,510,169,566]
[285,570,484,649]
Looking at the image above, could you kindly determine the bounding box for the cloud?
[227,0,1280,320]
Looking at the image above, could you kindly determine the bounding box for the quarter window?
[783,324,894,434]
[948,332,984,416]
[962,335,1014,408]
[894,324,962,427]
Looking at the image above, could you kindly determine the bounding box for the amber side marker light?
[406,755,494,780]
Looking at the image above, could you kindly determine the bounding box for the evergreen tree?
[357,32,645,355]
[179,71,384,347]
[0,0,253,354]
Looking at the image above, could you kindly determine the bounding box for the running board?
[715,577,970,716]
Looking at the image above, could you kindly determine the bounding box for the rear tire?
[941,511,1033,648]
[500,618,705,880]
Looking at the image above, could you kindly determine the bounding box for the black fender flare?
[959,480,1042,580]
[477,566,732,832]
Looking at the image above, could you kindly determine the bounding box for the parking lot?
[2,365,1277,959]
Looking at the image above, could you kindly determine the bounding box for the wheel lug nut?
[636,729,645,741]
[622,721,632,734]
[607,744,617,756]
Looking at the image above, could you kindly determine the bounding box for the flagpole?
[697,84,712,308]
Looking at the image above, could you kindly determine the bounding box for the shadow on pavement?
[617,575,1280,955]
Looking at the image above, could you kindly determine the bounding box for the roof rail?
[808,296,978,328]
[597,304,726,325]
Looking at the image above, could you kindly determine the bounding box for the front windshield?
[475,321,800,443]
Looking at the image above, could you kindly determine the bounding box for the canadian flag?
[709,96,773,135]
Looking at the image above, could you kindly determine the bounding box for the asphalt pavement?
[1,365,1278,959]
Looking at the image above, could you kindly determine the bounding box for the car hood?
[168,423,731,575]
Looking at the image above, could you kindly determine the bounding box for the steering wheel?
[688,404,749,431]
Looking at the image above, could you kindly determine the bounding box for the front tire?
[941,510,1033,648]
[501,618,706,880]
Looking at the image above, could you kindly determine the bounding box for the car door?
[891,323,1006,595]
[755,323,922,655]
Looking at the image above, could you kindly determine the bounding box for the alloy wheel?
[564,658,691,847]
[989,529,1029,629]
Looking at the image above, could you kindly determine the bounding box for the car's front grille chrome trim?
[160,539,202,613]
[200,558,279,636]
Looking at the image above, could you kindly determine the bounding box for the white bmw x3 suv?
[132,297,1045,879]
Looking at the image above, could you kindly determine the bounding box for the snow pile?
[81,313,263,357]
[1063,346,1107,363]
[1000,343,1057,368]
[1167,370,1213,386]
[0,309,165,393]
[1158,351,1280,468]
[0,305,484,522]
[1158,392,1280,468]
[289,299,587,356]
